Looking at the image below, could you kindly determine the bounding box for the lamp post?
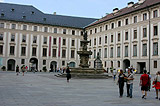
[147,7,151,73]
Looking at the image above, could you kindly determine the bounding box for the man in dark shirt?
[140,70,150,99]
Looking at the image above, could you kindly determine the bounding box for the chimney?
[127,2,134,8]
[138,0,145,4]
[53,12,56,15]
[113,8,119,13]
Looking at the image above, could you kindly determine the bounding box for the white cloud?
[0,0,4,2]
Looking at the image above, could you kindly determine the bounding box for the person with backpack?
[140,70,150,99]
[117,69,127,98]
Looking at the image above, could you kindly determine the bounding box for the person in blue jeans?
[126,69,134,98]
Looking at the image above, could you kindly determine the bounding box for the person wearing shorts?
[140,70,150,99]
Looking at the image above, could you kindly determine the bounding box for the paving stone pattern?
[0,71,159,106]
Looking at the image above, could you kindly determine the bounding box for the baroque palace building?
[0,0,160,74]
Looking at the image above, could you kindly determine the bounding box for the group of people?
[16,65,28,76]
[116,69,160,100]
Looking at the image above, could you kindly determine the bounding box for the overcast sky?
[2,0,138,18]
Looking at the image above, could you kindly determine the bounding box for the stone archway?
[7,59,16,71]
[50,61,57,72]
[30,58,38,71]
[69,62,76,68]
[123,59,130,71]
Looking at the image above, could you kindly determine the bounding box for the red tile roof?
[87,0,160,27]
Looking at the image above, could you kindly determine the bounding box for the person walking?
[117,70,127,98]
[16,65,19,75]
[147,72,151,91]
[66,66,71,83]
[25,66,28,73]
[140,70,150,99]
[153,71,160,100]
[126,69,134,98]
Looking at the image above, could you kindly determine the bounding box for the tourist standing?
[25,66,28,73]
[113,69,117,81]
[153,71,160,100]
[66,66,71,83]
[117,70,126,98]
[126,69,134,98]
[147,72,151,91]
[21,66,25,76]
[140,70,150,99]
[16,65,19,75]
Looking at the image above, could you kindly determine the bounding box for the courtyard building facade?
[0,0,160,74]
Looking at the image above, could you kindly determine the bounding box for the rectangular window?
[99,49,101,57]
[44,27,48,32]
[43,60,46,65]
[0,33,3,41]
[118,61,120,67]
[154,26,158,36]
[63,39,66,45]
[62,50,66,58]
[43,48,47,57]
[118,33,120,42]
[94,38,96,45]
[71,50,75,58]
[11,24,16,29]
[134,30,137,39]
[22,35,26,42]
[143,28,147,37]
[134,16,137,23]
[99,37,101,45]
[153,42,158,56]
[0,23,4,28]
[95,28,97,33]
[33,36,37,43]
[53,38,57,45]
[81,31,83,36]
[153,10,158,18]
[63,29,66,34]
[94,50,96,58]
[105,36,107,43]
[117,47,120,57]
[52,49,56,57]
[111,35,113,42]
[10,46,14,55]
[125,31,128,40]
[104,48,107,58]
[21,59,25,64]
[143,44,147,56]
[143,13,147,21]
[90,30,92,35]
[133,45,137,57]
[54,28,57,33]
[62,61,65,66]
[0,45,3,55]
[118,21,121,27]
[32,47,36,56]
[11,34,15,42]
[105,25,108,30]
[154,61,157,68]
[125,18,128,25]
[21,47,26,56]
[100,27,102,32]
[72,40,75,46]
[111,23,114,29]
[89,39,91,46]
[72,30,75,35]
[43,37,47,44]
[23,25,27,30]
[110,47,113,58]
[125,46,128,57]
[33,26,37,31]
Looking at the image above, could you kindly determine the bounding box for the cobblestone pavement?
[0,71,159,106]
